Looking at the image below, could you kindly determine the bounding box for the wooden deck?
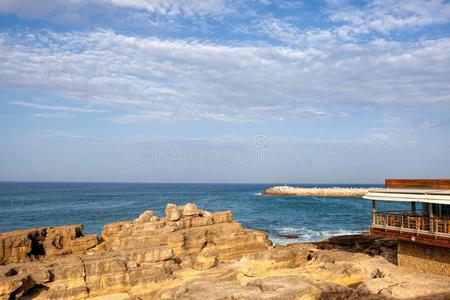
[371,211,450,248]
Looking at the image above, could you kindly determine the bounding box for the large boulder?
[182,203,202,216]
[135,211,158,223]
[165,204,181,221]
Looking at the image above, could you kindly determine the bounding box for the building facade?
[364,179,450,277]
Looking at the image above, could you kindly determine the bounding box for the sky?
[0,0,449,183]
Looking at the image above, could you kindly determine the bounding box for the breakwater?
[263,185,370,197]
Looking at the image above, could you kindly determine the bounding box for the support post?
[371,200,376,224]
[411,202,416,213]
[428,203,434,232]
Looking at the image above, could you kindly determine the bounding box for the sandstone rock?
[211,227,271,260]
[191,245,218,270]
[200,209,212,219]
[157,279,262,300]
[190,216,213,227]
[0,229,35,264]
[0,225,98,265]
[182,203,201,216]
[0,261,53,300]
[70,234,99,253]
[101,205,270,263]
[238,244,311,276]
[247,276,354,299]
[82,252,130,297]
[44,255,88,300]
[101,221,131,240]
[353,273,450,299]
[128,260,176,287]
[316,234,397,264]
[308,250,367,278]
[142,220,166,232]
[135,211,157,223]
[165,204,181,221]
[211,211,232,223]
[159,276,353,300]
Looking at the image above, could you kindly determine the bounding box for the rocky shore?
[263,186,370,197]
[1,204,449,299]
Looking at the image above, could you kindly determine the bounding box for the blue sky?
[0,0,449,183]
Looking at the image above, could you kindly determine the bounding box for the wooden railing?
[372,211,450,236]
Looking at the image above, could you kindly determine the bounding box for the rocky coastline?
[1,204,449,300]
[263,186,370,197]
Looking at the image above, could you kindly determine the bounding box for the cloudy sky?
[0,0,449,183]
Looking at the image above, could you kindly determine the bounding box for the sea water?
[0,182,408,244]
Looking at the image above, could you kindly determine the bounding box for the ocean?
[0,182,408,244]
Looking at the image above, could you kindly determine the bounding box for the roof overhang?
[363,188,450,205]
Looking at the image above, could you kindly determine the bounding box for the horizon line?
[0,180,384,185]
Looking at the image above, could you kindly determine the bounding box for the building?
[364,179,450,277]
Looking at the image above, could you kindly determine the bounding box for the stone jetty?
[263,185,370,197]
[1,204,449,299]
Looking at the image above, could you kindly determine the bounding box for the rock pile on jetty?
[263,185,369,197]
[1,204,449,300]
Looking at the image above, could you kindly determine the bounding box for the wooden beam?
[385,179,450,189]
[370,227,450,248]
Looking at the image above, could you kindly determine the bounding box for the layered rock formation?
[0,225,98,265]
[0,203,270,299]
[1,204,449,300]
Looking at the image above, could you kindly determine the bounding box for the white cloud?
[1,30,449,123]
[250,17,336,46]
[329,0,450,35]
[250,1,450,46]
[33,113,75,118]
[247,1,450,47]
[109,0,230,16]
[11,101,106,113]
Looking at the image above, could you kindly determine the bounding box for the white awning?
[363,188,450,205]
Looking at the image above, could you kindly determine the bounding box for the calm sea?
[0,182,408,244]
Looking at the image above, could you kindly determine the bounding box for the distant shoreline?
[262,185,370,197]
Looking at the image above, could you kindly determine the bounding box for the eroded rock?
[191,245,218,270]
[182,203,201,216]
[237,244,311,276]
[165,204,181,221]
[134,211,157,223]
[0,225,98,265]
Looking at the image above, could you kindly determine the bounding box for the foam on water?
[270,226,365,245]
